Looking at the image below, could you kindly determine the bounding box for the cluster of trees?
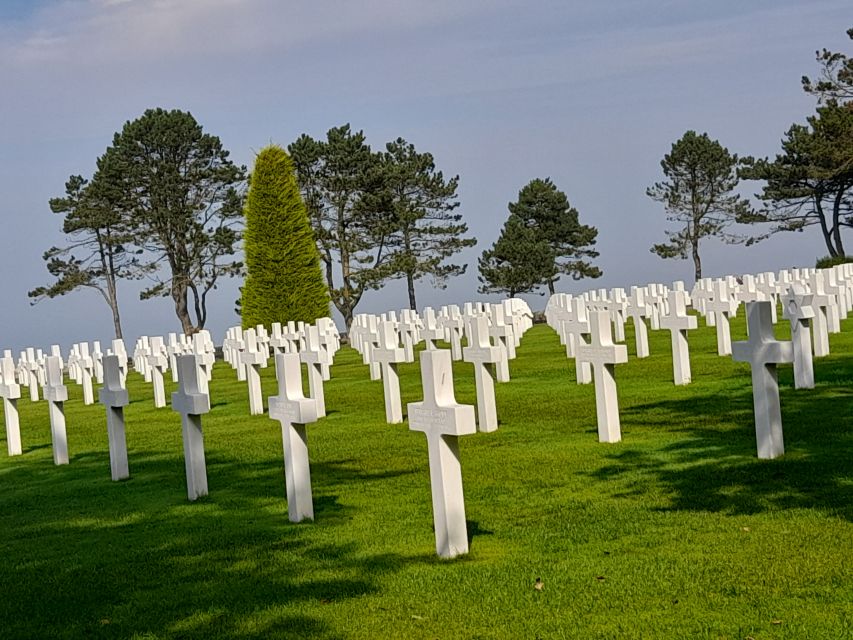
[31,109,246,338]
[648,26,853,279]
[37,28,849,334]
[37,108,601,335]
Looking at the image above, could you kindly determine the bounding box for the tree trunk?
[692,239,702,282]
[407,272,417,310]
[172,277,195,335]
[111,297,123,339]
[814,197,837,257]
[832,189,846,256]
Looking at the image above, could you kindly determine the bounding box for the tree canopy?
[97,108,246,334]
[740,103,853,257]
[30,172,145,339]
[478,214,554,297]
[647,131,751,281]
[377,138,476,309]
[508,178,600,294]
[241,145,329,328]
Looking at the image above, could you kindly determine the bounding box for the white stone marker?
[462,315,501,432]
[148,336,169,408]
[98,355,130,481]
[371,321,407,424]
[659,290,698,385]
[575,311,629,443]
[269,353,320,522]
[407,349,477,558]
[241,328,266,415]
[626,287,651,358]
[0,353,22,456]
[706,280,739,356]
[78,343,95,405]
[171,354,211,501]
[44,356,69,465]
[807,271,834,357]
[299,325,330,418]
[781,284,816,390]
[732,301,794,460]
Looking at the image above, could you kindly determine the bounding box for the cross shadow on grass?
[589,371,853,521]
[0,449,415,639]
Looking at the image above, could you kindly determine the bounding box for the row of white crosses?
[222,320,341,416]
[544,263,853,459]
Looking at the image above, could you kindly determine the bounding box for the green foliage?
[241,145,329,329]
[289,125,388,329]
[815,254,853,268]
[508,178,601,293]
[478,214,554,296]
[97,108,246,334]
[377,138,476,309]
[29,173,145,339]
[2,319,853,638]
[740,103,853,258]
[802,26,853,104]
[647,131,751,281]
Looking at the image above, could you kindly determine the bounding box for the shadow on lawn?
[591,368,853,521]
[0,450,415,640]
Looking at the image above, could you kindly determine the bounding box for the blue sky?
[0,0,850,351]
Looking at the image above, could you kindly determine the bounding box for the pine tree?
[508,178,601,293]
[478,214,554,297]
[379,138,476,309]
[241,145,329,329]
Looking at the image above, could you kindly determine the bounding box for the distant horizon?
[1,0,849,353]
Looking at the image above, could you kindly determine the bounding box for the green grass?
[1,313,852,639]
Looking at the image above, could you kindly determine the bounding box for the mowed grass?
[1,313,852,640]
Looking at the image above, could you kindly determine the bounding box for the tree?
[240,145,329,328]
[378,138,476,309]
[740,103,853,258]
[289,125,390,329]
[98,108,246,334]
[29,173,142,339]
[802,27,853,104]
[508,178,600,294]
[478,214,554,297]
[646,131,751,281]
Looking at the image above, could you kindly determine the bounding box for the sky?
[0,0,850,353]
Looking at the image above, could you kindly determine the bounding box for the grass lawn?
[1,313,852,639]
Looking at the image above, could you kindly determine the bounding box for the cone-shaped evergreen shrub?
[241,145,329,328]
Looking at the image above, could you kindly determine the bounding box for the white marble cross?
[0,353,22,456]
[659,290,698,385]
[732,301,794,460]
[422,307,446,351]
[77,342,95,405]
[626,287,651,358]
[148,336,169,408]
[92,341,104,384]
[110,339,128,386]
[371,321,407,423]
[269,352,320,522]
[807,271,834,357]
[240,328,266,415]
[171,354,211,501]
[462,315,502,432]
[575,311,629,443]
[44,356,69,465]
[705,280,739,356]
[299,325,330,418]
[98,354,130,481]
[440,306,465,361]
[781,284,815,390]
[407,349,477,558]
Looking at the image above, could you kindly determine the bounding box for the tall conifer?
[241,145,329,328]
